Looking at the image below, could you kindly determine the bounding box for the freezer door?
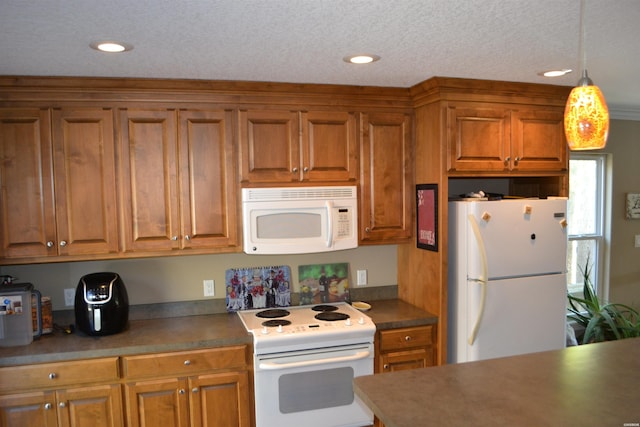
[465,199,567,280]
[451,274,567,363]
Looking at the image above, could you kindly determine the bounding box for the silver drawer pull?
[48,373,57,380]
[405,336,412,341]
[184,360,191,366]
[383,364,389,370]
[59,402,66,408]
[44,403,52,410]
[179,389,186,395]
[192,387,199,393]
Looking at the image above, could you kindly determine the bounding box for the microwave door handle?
[258,350,371,370]
[325,200,334,248]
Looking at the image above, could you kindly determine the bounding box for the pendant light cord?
[580,0,586,74]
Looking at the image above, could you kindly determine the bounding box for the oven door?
[254,342,374,427]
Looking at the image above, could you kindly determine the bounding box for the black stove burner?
[262,319,292,327]
[255,309,290,319]
[314,311,350,321]
[311,304,339,312]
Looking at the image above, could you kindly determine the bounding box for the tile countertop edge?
[0,299,437,367]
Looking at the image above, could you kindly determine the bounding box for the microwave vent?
[243,186,356,202]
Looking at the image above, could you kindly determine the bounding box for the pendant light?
[564,0,609,150]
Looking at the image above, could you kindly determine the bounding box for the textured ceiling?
[1,0,639,116]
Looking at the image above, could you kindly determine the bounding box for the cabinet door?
[379,348,433,373]
[52,108,119,256]
[0,108,56,260]
[0,391,57,427]
[125,378,189,427]
[511,107,568,172]
[447,103,510,172]
[238,109,300,183]
[178,109,238,250]
[57,384,123,427]
[189,371,251,427]
[301,110,357,182]
[120,109,180,252]
[359,112,413,243]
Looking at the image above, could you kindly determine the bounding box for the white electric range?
[237,302,376,427]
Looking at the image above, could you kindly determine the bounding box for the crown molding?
[609,105,640,121]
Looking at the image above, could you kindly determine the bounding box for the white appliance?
[237,302,375,427]
[448,198,568,363]
[242,186,358,255]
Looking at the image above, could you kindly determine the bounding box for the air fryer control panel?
[84,284,112,303]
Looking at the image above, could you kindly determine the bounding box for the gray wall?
[1,245,398,311]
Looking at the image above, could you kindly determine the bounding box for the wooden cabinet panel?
[301,110,357,183]
[238,109,300,183]
[0,108,55,259]
[121,347,248,380]
[511,107,567,171]
[189,371,251,427]
[178,109,238,249]
[379,348,432,372]
[359,112,413,243]
[56,384,123,427]
[378,325,434,352]
[0,391,57,427]
[51,108,119,256]
[447,103,568,174]
[0,357,120,394]
[124,378,189,427]
[119,108,180,252]
[447,104,511,172]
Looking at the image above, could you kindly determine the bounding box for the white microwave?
[242,186,358,254]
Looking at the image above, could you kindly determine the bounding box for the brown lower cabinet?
[0,346,252,427]
[373,325,437,427]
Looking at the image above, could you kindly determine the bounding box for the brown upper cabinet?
[119,108,238,254]
[0,107,119,260]
[239,109,358,184]
[359,112,413,243]
[446,102,567,174]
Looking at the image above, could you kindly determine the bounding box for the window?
[567,154,608,300]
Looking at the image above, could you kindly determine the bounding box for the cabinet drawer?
[379,326,434,352]
[0,357,120,393]
[121,346,248,379]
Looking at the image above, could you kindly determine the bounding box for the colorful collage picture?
[225,266,291,312]
[298,263,351,305]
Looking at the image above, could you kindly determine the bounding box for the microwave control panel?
[336,208,352,238]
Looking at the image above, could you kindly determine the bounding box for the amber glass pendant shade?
[564,76,609,150]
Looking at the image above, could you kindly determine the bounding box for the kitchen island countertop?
[354,337,640,427]
[0,298,436,366]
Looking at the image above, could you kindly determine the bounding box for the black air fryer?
[75,272,129,336]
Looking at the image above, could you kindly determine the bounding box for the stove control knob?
[358,317,365,325]
[345,318,352,326]
[261,326,269,335]
[277,325,284,333]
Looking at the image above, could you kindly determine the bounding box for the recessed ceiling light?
[343,54,381,64]
[539,69,572,77]
[90,41,133,53]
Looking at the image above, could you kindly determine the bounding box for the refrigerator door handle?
[468,214,488,345]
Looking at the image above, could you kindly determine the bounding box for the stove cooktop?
[237,302,376,354]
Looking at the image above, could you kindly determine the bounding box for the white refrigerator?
[447,198,568,363]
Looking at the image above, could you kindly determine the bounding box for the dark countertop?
[0,299,437,367]
[354,337,640,427]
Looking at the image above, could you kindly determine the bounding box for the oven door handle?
[258,350,371,370]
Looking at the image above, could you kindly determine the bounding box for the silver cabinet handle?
[185,235,191,241]
[184,360,191,366]
[44,403,52,410]
[365,227,371,233]
[171,236,178,241]
[46,241,54,248]
[49,373,57,380]
[59,402,66,408]
[59,240,67,247]
[192,388,199,393]
[405,335,412,342]
[514,156,520,163]
[179,389,186,395]
[383,364,389,370]
[504,156,511,163]
[292,167,298,173]
[303,167,309,173]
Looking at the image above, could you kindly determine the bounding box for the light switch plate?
[64,288,75,306]
[203,279,215,296]
[356,270,367,286]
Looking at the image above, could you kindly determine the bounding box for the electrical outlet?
[356,270,367,286]
[203,279,215,297]
[64,288,75,306]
